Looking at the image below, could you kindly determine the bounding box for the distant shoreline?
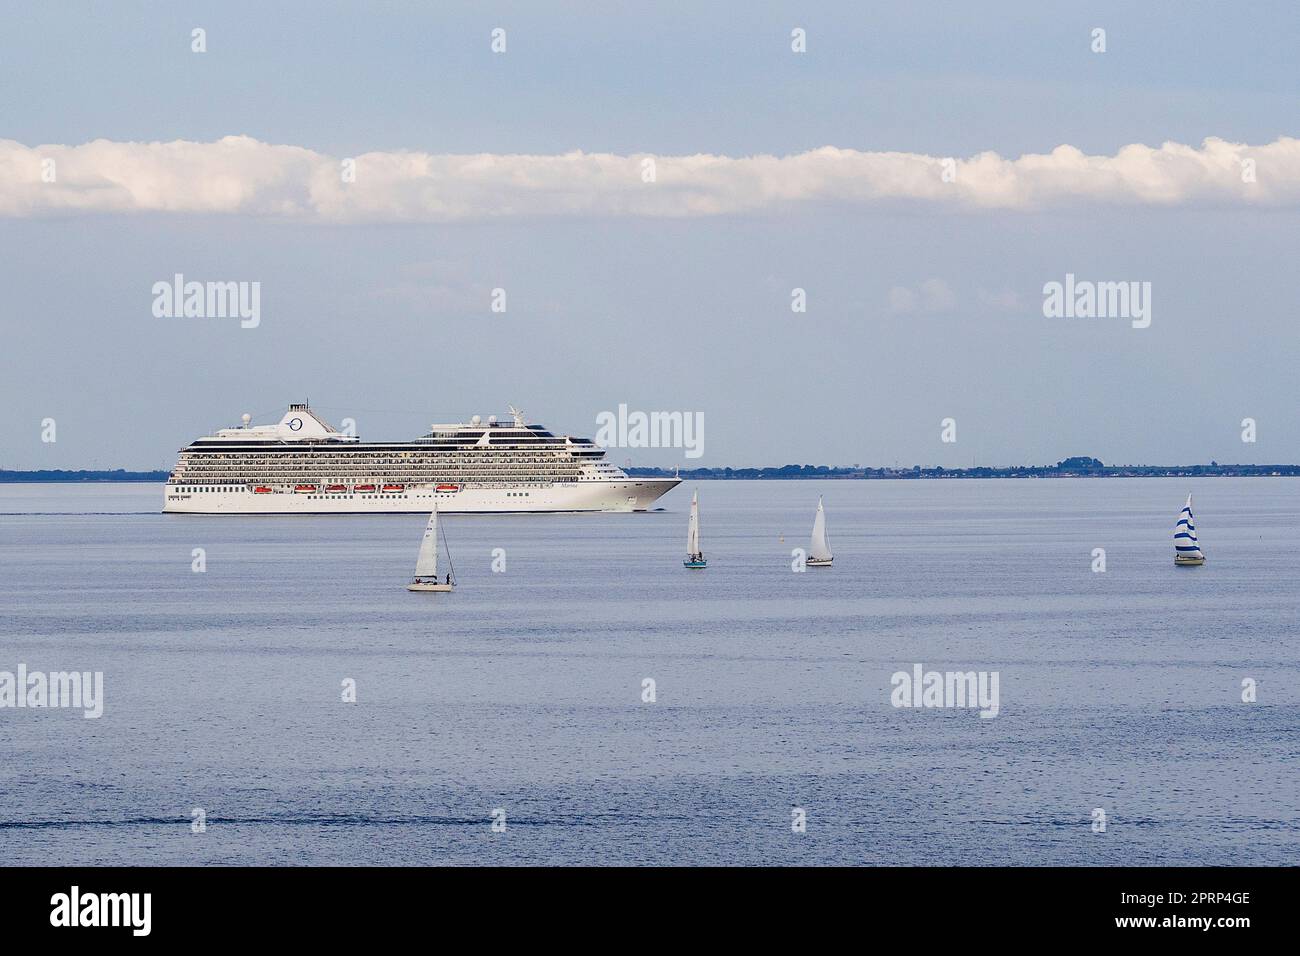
[629,463,1300,479]
[3,461,1299,483]
[0,469,169,482]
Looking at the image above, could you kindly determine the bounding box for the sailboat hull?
[807,557,833,566]
[683,560,707,569]
[1174,555,1205,566]
[408,582,455,591]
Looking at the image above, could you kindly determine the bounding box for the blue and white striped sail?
[1174,493,1203,559]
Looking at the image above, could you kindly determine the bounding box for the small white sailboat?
[807,496,833,566]
[1174,493,1205,566]
[683,490,706,568]
[407,504,456,591]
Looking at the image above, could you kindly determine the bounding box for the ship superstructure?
[163,403,679,514]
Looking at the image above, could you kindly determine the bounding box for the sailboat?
[807,496,833,566]
[407,504,456,591]
[683,490,706,568]
[1174,493,1205,566]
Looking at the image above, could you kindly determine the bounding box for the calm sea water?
[1,478,1297,866]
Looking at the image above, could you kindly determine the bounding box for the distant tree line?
[3,457,1298,483]
[0,469,169,482]
[628,458,1300,479]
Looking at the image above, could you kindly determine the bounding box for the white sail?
[810,496,832,561]
[1174,493,1203,559]
[414,506,439,578]
[687,490,700,556]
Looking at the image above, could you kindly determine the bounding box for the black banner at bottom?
[0,866,1281,941]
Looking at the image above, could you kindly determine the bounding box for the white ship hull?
[164,478,680,514]
[164,402,681,515]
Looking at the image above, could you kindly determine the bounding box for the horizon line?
[4,462,1300,482]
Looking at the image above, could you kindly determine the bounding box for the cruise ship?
[163,404,680,514]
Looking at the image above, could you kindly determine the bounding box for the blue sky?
[1,2,1297,468]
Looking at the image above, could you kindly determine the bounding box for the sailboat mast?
[687,491,700,556]
[440,509,455,582]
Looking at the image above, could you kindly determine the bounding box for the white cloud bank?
[1,135,1296,222]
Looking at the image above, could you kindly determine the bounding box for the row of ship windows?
[175,478,572,485]
[304,492,534,499]
[181,463,576,468]
[176,468,579,475]
[172,483,570,491]
[182,469,577,477]
[195,441,568,447]
[182,454,578,461]
[174,468,579,475]
[175,462,580,469]
[176,481,574,487]
[308,495,406,500]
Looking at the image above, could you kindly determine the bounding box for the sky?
[1,1,1297,469]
